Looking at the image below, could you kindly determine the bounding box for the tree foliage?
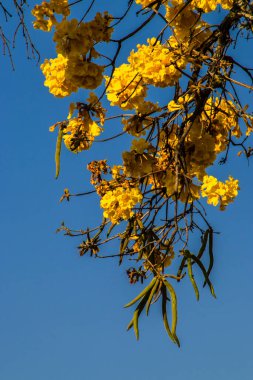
[7,0,253,344]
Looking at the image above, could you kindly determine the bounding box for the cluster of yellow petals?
[40,54,73,97]
[185,121,217,181]
[53,19,94,57]
[106,37,187,110]
[53,13,112,58]
[100,186,143,224]
[105,64,146,110]
[33,2,113,97]
[123,138,156,178]
[191,0,233,12]
[63,117,102,153]
[49,92,104,152]
[32,0,70,31]
[128,38,188,88]
[165,5,211,48]
[41,54,104,97]
[201,175,239,210]
[35,0,243,224]
[131,138,150,154]
[166,97,242,180]
[121,102,160,137]
[201,98,241,154]
[119,91,242,208]
[136,0,233,12]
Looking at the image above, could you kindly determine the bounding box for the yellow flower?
[100,186,143,224]
[40,54,77,97]
[32,0,70,32]
[105,64,146,110]
[63,116,102,152]
[201,175,239,210]
[41,54,104,97]
[131,138,149,154]
[53,19,93,57]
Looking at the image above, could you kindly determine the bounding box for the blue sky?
[1,1,253,379]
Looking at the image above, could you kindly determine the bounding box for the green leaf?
[204,228,214,287]
[106,222,116,238]
[185,250,216,298]
[55,127,64,179]
[187,257,199,301]
[124,277,157,308]
[163,280,179,344]
[177,256,187,280]
[127,290,151,340]
[197,229,209,259]
[145,277,159,315]
[161,285,180,347]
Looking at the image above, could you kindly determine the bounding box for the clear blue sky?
[1,2,253,379]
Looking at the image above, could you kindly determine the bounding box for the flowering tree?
[27,0,253,345]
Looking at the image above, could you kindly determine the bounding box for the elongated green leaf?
[124,277,157,308]
[185,251,216,298]
[197,229,209,259]
[163,280,179,344]
[127,319,133,331]
[127,290,151,340]
[106,222,116,238]
[161,285,180,347]
[133,309,140,340]
[55,127,64,179]
[204,228,214,287]
[187,257,199,301]
[177,256,187,280]
[146,277,159,315]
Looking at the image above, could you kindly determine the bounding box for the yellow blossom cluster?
[185,121,217,180]
[32,0,70,31]
[166,97,242,180]
[122,102,160,137]
[166,0,233,14]
[89,12,113,43]
[40,54,74,97]
[63,116,102,153]
[123,139,156,179]
[136,0,233,14]
[191,0,233,12]
[169,15,211,51]
[200,98,241,154]
[53,19,94,57]
[131,138,150,154]
[33,2,113,97]
[201,175,239,210]
[53,13,112,58]
[50,92,104,152]
[128,38,188,88]
[119,93,242,209]
[105,64,146,110]
[87,160,109,186]
[106,37,188,111]
[100,186,143,224]
[41,54,104,97]
[118,91,242,209]
[167,94,193,112]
